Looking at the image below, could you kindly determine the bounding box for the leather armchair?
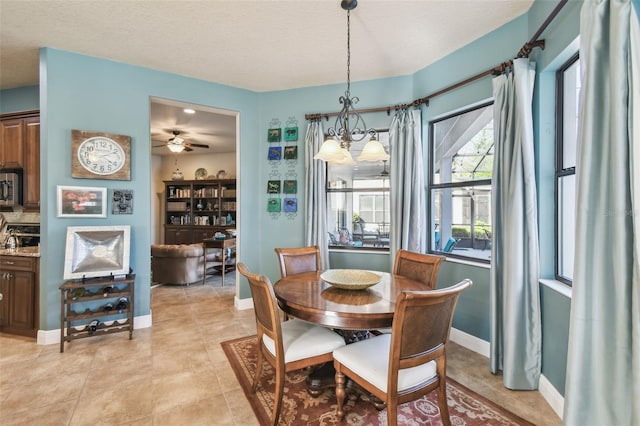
[151,244,205,285]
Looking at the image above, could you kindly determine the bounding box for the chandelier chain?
[312,1,389,164]
[346,10,351,96]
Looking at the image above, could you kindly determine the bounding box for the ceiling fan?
[153,130,209,153]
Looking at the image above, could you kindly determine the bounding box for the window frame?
[325,129,391,252]
[428,101,494,264]
[555,52,579,285]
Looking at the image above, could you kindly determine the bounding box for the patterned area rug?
[221,335,533,425]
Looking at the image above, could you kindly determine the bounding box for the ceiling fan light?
[314,139,344,162]
[172,136,185,144]
[358,138,390,162]
[168,144,185,153]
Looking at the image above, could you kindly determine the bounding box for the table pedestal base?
[306,363,386,410]
[306,329,385,410]
[306,362,335,397]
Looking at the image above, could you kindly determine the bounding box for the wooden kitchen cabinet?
[22,116,40,211]
[0,111,40,211]
[0,255,39,338]
[0,118,26,169]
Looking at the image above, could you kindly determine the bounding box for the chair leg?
[438,379,451,426]
[271,364,285,426]
[252,346,264,393]
[387,398,398,426]
[335,363,346,421]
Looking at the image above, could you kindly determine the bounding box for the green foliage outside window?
[452,221,492,239]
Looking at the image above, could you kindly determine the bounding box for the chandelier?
[314,0,389,165]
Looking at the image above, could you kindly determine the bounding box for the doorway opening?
[149,97,240,288]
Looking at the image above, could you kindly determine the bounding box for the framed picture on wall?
[268,128,282,142]
[112,189,133,214]
[268,146,282,160]
[283,198,297,212]
[284,127,298,141]
[57,185,107,218]
[283,180,297,194]
[283,145,298,160]
[267,180,281,193]
[267,198,281,212]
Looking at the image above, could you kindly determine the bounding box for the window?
[327,131,390,250]
[556,53,580,284]
[429,102,493,262]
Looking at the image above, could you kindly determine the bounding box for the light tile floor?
[0,273,560,425]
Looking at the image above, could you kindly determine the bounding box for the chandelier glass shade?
[314,1,389,165]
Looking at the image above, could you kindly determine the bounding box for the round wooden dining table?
[273,269,424,331]
[274,269,425,397]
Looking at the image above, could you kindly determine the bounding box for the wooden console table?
[202,237,236,286]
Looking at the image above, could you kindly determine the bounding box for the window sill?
[443,256,491,269]
[329,247,390,254]
[539,279,572,299]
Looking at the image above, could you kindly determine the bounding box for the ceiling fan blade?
[186,143,209,149]
[184,146,194,152]
[152,145,167,148]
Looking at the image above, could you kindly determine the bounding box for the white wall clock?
[72,130,131,180]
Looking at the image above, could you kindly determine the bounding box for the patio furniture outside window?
[327,131,390,250]
[429,102,494,262]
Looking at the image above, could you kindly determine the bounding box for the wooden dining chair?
[274,245,321,277]
[274,245,321,320]
[393,249,446,290]
[236,263,345,426]
[333,279,472,426]
[374,250,447,334]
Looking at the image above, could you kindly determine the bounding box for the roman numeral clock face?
[71,130,131,180]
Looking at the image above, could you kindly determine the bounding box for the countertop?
[0,246,40,257]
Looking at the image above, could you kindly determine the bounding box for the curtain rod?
[305,0,568,122]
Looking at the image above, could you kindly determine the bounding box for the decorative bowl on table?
[320,269,381,290]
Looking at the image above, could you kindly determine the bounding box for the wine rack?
[59,274,135,353]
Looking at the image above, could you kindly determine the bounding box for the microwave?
[0,172,21,206]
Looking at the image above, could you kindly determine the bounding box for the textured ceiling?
[1,0,533,156]
[0,0,533,92]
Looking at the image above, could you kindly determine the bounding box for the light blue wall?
[39,48,260,328]
[257,76,412,279]
[0,85,39,113]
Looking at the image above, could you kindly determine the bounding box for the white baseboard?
[37,328,62,345]
[449,327,564,421]
[36,313,153,346]
[135,313,153,329]
[235,295,253,310]
[539,374,565,419]
[450,327,490,357]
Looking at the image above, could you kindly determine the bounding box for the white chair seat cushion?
[332,334,437,393]
[263,319,346,363]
